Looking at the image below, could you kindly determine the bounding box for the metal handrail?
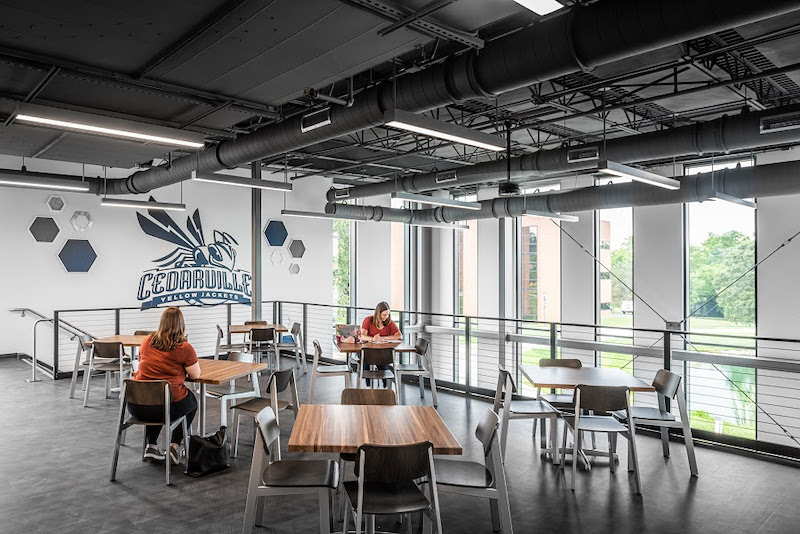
[9,308,91,338]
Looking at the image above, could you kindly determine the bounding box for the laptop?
[335,324,362,343]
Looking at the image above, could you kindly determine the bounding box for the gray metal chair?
[110,379,189,486]
[342,441,443,534]
[242,407,338,534]
[276,322,308,373]
[249,327,277,369]
[612,369,698,476]
[560,385,641,494]
[537,358,583,409]
[308,339,351,402]
[493,365,559,464]
[230,368,299,456]
[203,351,261,428]
[83,341,132,407]
[358,347,395,390]
[395,337,438,406]
[427,409,513,533]
[68,334,94,400]
[214,324,248,359]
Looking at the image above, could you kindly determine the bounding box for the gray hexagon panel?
[288,239,306,258]
[47,195,65,212]
[59,239,97,272]
[70,211,93,232]
[270,250,284,266]
[29,217,60,243]
[289,263,300,275]
[264,219,288,246]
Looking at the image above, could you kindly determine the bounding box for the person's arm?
[386,320,402,340]
[185,361,201,380]
[361,318,374,342]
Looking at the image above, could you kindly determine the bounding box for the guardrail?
[47,300,800,459]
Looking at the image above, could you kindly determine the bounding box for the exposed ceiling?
[1,0,799,190]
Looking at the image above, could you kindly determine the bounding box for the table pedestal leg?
[199,384,207,436]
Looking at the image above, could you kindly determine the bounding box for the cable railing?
[44,300,800,459]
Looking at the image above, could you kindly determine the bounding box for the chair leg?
[319,488,332,534]
[308,373,317,403]
[69,345,82,399]
[627,428,642,495]
[419,374,425,399]
[489,500,501,532]
[242,488,258,534]
[232,412,240,458]
[560,420,568,470]
[182,418,190,457]
[608,433,615,473]
[683,422,699,477]
[342,498,351,534]
[219,397,228,428]
[82,364,93,407]
[660,426,670,458]
[550,416,559,465]
[499,410,510,459]
[429,370,438,408]
[109,406,126,481]
[571,431,580,491]
[141,428,148,461]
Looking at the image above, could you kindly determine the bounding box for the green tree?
[610,236,633,308]
[332,219,350,323]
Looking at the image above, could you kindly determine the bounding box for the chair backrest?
[123,379,169,407]
[415,337,430,356]
[362,348,394,366]
[574,385,629,414]
[539,358,582,369]
[246,321,268,325]
[255,406,281,459]
[216,324,224,340]
[653,369,681,399]
[493,366,516,413]
[475,409,500,459]
[228,351,254,363]
[270,368,294,393]
[290,322,301,337]
[355,441,433,483]
[251,328,276,342]
[341,388,396,406]
[134,330,155,336]
[78,334,93,351]
[93,341,123,359]
[312,339,323,368]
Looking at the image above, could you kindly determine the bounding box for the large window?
[685,158,755,439]
[456,195,478,316]
[390,197,406,311]
[332,219,352,323]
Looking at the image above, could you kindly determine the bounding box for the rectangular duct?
[333,188,351,199]
[435,170,458,183]
[300,108,331,133]
[567,146,599,163]
[760,111,800,134]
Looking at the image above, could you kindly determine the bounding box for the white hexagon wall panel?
[47,195,65,212]
[270,250,284,266]
[70,211,93,232]
[289,263,300,275]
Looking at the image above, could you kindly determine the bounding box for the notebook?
[335,324,362,343]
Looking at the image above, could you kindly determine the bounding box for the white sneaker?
[143,445,166,461]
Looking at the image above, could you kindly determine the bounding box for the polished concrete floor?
[1,356,799,534]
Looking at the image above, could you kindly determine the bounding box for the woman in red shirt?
[360,301,402,386]
[128,307,201,465]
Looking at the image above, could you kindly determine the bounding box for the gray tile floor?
[1,356,799,534]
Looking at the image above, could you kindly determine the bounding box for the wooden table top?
[187,359,270,385]
[288,404,462,455]
[520,365,655,392]
[229,323,288,334]
[336,341,418,353]
[88,335,148,347]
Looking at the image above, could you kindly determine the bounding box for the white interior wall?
[355,194,393,309]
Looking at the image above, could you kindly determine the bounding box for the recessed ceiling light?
[281,209,366,221]
[598,160,680,190]
[392,191,482,210]
[0,174,91,192]
[383,109,505,152]
[192,172,292,191]
[101,198,186,211]
[512,0,564,16]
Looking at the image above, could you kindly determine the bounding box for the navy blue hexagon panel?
[29,217,60,243]
[264,219,288,246]
[59,239,97,272]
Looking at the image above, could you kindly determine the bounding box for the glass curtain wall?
[332,219,353,324]
[685,158,756,439]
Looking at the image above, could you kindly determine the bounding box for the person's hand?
[373,334,380,342]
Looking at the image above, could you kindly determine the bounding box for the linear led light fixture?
[598,160,680,190]
[281,209,366,222]
[406,220,469,231]
[101,198,186,211]
[523,210,579,222]
[392,191,482,210]
[15,114,204,148]
[709,192,756,209]
[512,0,564,15]
[0,175,90,192]
[192,171,292,191]
[384,109,505,152]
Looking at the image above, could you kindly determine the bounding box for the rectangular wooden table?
[87,334,148,346]
[229,323,288,334]
[187,359,269,434]
[336,341,417,353]
[288,404,462,455]
[520,365,655,392]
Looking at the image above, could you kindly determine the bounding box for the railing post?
[114,309,120,336]
[465,317,471,396]
[550,323,557,360]
[226,304,232,345]
[302,303,308,356]
[663,330,672,412]
[52,311,59,380]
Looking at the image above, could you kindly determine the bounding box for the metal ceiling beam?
[24,66,60,103]
[686,60,767,111]
[30,132,69,159]
[339,0,483,49]
[137,0,250,78]
[377,0,457,37]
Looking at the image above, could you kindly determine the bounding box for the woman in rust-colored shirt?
[128,306,201,465]
[360,301,402,386]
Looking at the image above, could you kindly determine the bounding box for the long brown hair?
[372,301,391,329]
[150,307,187,351]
